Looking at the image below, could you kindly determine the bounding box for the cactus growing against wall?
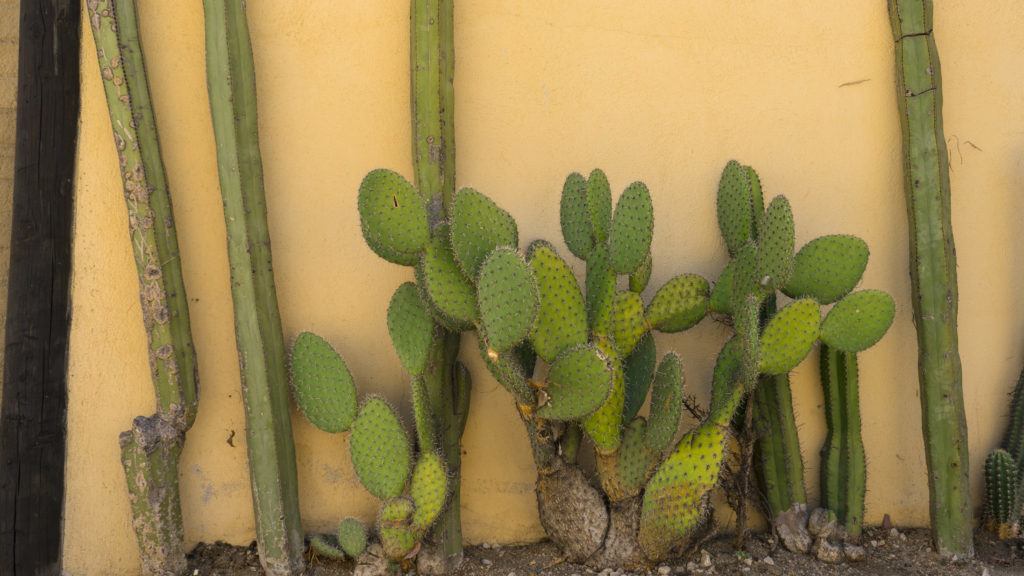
[87,1,199,573]
[983,368,1024,540]
[203,2,305,573]
[888,0,972,558]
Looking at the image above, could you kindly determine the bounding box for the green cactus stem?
[889,0,972,557]
[203,2,304,573]
[819,345,866,540]
[87,2,198,573]
[982,367,1024,540]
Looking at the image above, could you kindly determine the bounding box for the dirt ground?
[188,528,1024,575]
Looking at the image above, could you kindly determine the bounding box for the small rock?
[481,559,492,566]
[507,572,515,576]
[482,542,491,549]
[657,566,671,575]
[355,545,391,576]
[844,544,866,562]
[813,538,843,564]
[900,532,907,541]
[701,549,712,568]
[600,569,613,576]
[870,539,880,548]
[774,504,812,553]
[763,556,774,566]
[686,561,699,572]
[889,528,901,540]
[808,508,838,539]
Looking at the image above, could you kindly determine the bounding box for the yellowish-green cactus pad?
[645,353,685,454]
[783,235,869,304]
[608,182,654,275]
[582,339,625,454]
[623,333,657,422]
[537,344,614,421]
[357,169,430,266]
[645,274,710,333]
[716,160,759,256]
[755,196,795,290]
[758,298,820,375]
[337,517,368,558]
[289,332,358,434]
[630,252,653,293]
[309,534,346,559]
[527,241,588,362]
[611,290,648,356]
[585,244,616,335]
[819,289,895,353]
[350,398,412,500]
[450,187,519,277]
[409,452,449,533]
[477,247,539,353]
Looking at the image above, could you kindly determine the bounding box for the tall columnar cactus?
[288,333,450,569]
[819,346,866,540]
[983,368,1024,540]
[203,2,304,573]
[87,2,198,573]
[888,0,972,557]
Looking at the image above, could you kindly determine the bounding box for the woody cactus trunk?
[889,0,972,558]
[88,2,198,574]
[204,2,305,574]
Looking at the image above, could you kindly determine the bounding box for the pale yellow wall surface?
[64,2,1024,574]
[0,0,19,383]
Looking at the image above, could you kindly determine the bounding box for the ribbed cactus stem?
[754,373,806,516]
[820,345,866,539]
[1003,367,1024,480]
[88,2,198,573]
[203,2,304,573]
[889,0,972,557]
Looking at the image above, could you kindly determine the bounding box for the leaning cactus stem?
[203,2,305,573]
[88,1,198,573]
[889,0,972,558]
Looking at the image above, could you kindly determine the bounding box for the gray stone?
[813,538,843,564]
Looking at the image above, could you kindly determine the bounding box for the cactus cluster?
[289,332,450,565]
[983,369,1024,540]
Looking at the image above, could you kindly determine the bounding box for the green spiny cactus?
[417,222,480,330]
[450,187,518,277]
[476,247,539,353]
[608,182,654,275]
[644,354,685,455]
[783,235,869,304]
[357,169,431,266]
[387,283,436,377]
[611,290,648,356]
[350,398,413,501]
[309,535,346,560]
[820,290,896,353]
[536,344,614,421]
[338,517,369,558]
[983,449,1019,540]
[819,345,867,540]
[622,334,657,422]
[203,2,304,572]
[527,241,588,362]
[289,333,358,434]
[645,274,709,333]
[410,452,450,534]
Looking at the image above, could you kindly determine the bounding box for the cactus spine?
[888,0,972,557]
[87,1,198,573]
[819,345,866,540]
[203,2,304,573]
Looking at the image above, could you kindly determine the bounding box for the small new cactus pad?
[783,235,869,304]
[611,290,648,356]
[450,187,519,277]
[410,452,449,533]
[350,398,412,500]
[984,449,1019,539]
[582,339,626,454]
[758,298,820,375]
[586,169,614,244]
[477,247,539,352]
[387,283,435,377]
[560,172,595,260]
[585,245,616,334]
[608,182,654,275]
[717,160,759,255]
[527,241,588,362]
[755,196,795,290]
[358,169,430,266]
[416,225,479,329]
[630,252,653,293]
[644,353,685,454]
[289,332,357,434]
[310,534,346,559]
[536,344,614,421]
[377,498,416,560]
[645,274,711,333]
[337,517,368,558]
[819,289,895,353]
[623,333,657,422]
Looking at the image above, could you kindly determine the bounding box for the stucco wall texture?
[64,2,1024,575]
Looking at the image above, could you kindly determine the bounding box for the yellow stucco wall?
[64,2,1024,574]
[0,1,18,386]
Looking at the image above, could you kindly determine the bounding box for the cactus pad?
[536,344,614,421]
[608,182,654,275]
[645,353,685,454]
[477,247,539,352]
[819,289,895,353]
[337,518,368,558]
[645,274,710,333]
[560,172,595,260]
[582,339,625,454]
[708,260,735,315]
[755,196,795,290]
[758,298,820,375]
[783,235,869,304]
[623,333,657,422]
[477,333,533,404]
[709,338,743,421]
[527,241,588,362]
[410,452,449,532]
[417,226,479,329]
[357,169,430,266]
[377,498,416,560]
[611,290,649,356]
[450,187,519,277]
[387,283,435,377]
[617,418,656,495]
[350,398,412,500]
[984,449,1019,539]
[717,160,758,255]
[586,169,614,244]
[585,244,616,335]
[309,534,346,559]
[289,332,358,434]
[630,252,653,293]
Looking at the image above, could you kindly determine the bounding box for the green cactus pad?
[309,534,346,559]
[357,169,430,266]
[783,235,869,304]
[527,241,588,362]
[536,344,614,421]
[417,225,479,329]
[289,332,358,434]
[585,244,616,335]
[377,498,416,560]
[639,419,728,560]
[350,398,412,500]
[379,497,415,522]
[819,289,895,353]
[645,353,685,454]
[729,242,762,308]
[410,452,449,532]
[756,196,795,290]
[629,252,653,293]
[582,339,625,454]
[587,169,613,244]
[717,160,758,256]
[387,283,436,377]
[617,418,656,495]
[337,517,368,558]
[709,338,743,422]
[645,274,710,333]
[623,333,657,422]
[450,187,519,277]
[984,449,1019,531]
[608,182,654,275]
[611,290,649,356]
[560,172,595,261]
[477,333,533,405]
[709,260,735,315]
[758,298,820,375]
[477,247,539,352]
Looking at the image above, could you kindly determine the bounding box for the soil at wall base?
[186,528,1024,576]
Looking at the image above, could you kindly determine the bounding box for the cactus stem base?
[536,460,608,564]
